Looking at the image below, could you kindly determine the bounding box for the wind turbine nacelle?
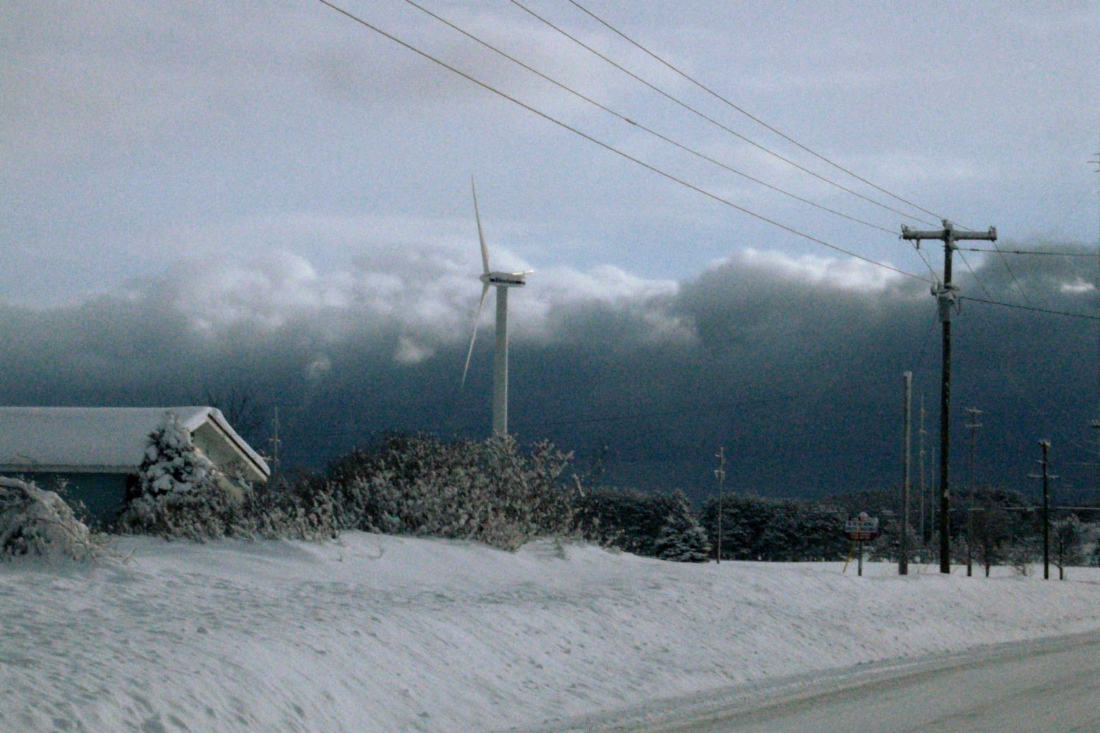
[482,271,529,287]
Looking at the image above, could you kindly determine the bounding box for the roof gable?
[0,407,269,481]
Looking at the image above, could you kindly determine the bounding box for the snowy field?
[3,533,1100,733]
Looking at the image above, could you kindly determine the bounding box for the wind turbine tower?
[461,178,531,437]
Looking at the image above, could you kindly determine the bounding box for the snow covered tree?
[116,414,246,540]
[699,494,847,561]
[652,491,711,562]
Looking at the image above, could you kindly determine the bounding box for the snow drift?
[3,533,1100,732]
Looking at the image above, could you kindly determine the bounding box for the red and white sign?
[844,513,880,542]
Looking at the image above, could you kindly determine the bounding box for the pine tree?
[116,414,239,539]
[653,491,711,562]
[137,414,220,498]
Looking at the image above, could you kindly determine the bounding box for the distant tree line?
[8,427,1098,568]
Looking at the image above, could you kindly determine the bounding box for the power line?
[959,296,1100,321]
[961,248,1100,257]
[563,0,945,225]
[318,0,930,283]
[396,0,898,236]
[989,241,1035,308]
[955,249,997,302]
[506,0,934,227]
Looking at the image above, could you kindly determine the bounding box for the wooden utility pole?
[1030,440,1056,580]
[902,220,997,574]
[964,407,983,577]
[900,372,912,575]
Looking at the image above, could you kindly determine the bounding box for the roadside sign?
[844,513,880,542]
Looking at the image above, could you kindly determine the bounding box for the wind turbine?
[460,178,531,437]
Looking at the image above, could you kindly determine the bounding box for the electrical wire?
[961,248,1100,257]
[907,305,941,378]
[397,0,898,235]
[563,0,945,225]
[989,242,1035,308]
[554,0,1046,310]
[318,2,1100,468]
[959,296,1100,321]
[912,244,941,284]
[956,250,997,302]
[317,0,931,283]
[505,0,934,226]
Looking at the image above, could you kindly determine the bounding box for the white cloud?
[1060,278,1096,295]
[734,248,904,292]
[136,238,686,360]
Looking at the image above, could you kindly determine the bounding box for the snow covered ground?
[3,533,1100,733]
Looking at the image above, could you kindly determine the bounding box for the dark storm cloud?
[3,243,1098,504]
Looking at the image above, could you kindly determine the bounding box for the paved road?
[523,632,1100,733]
[679,634,1100,733]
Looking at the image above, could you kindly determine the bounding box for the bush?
[325,433,576,550]
[116,414,338,541]
[115,414,245,540]
[0,477,101,561]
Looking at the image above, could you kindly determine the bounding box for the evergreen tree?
[116,414,244,539]
[653,491,711,562]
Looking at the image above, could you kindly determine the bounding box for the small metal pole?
[919,395,927,557]
[858,540,864,577]
[1042,440,1051,580]
[964,408,983,577]
[901,372,912,575]
[715,448,726,564]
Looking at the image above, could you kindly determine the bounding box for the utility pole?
[919,395,927,555]
[902,220,998,574]
[1029,440,1057,580]
[964,408,983,577]
[715,447,726,564]
[1092,148,1100,507]
[929,442,936,540]
[269,404,282,480]
[1092,419,1100,507]
[901,372,912,576]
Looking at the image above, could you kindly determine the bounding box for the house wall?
[191,421,265,483]
[0,471,131,527]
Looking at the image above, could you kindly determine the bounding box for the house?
[0,407,270,524]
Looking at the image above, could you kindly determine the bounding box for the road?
[523,632,1100,733]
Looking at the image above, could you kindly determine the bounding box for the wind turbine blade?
[460,283,491,389]
[471,177,490,275]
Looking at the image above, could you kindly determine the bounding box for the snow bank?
[2,533,1100,732]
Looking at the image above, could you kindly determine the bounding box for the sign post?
[844,513,881,577]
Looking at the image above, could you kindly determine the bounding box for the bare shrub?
[326,434,575,551]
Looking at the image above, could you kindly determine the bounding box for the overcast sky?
[3,1,1100,502]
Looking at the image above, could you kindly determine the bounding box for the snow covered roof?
[0,407,270,481]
